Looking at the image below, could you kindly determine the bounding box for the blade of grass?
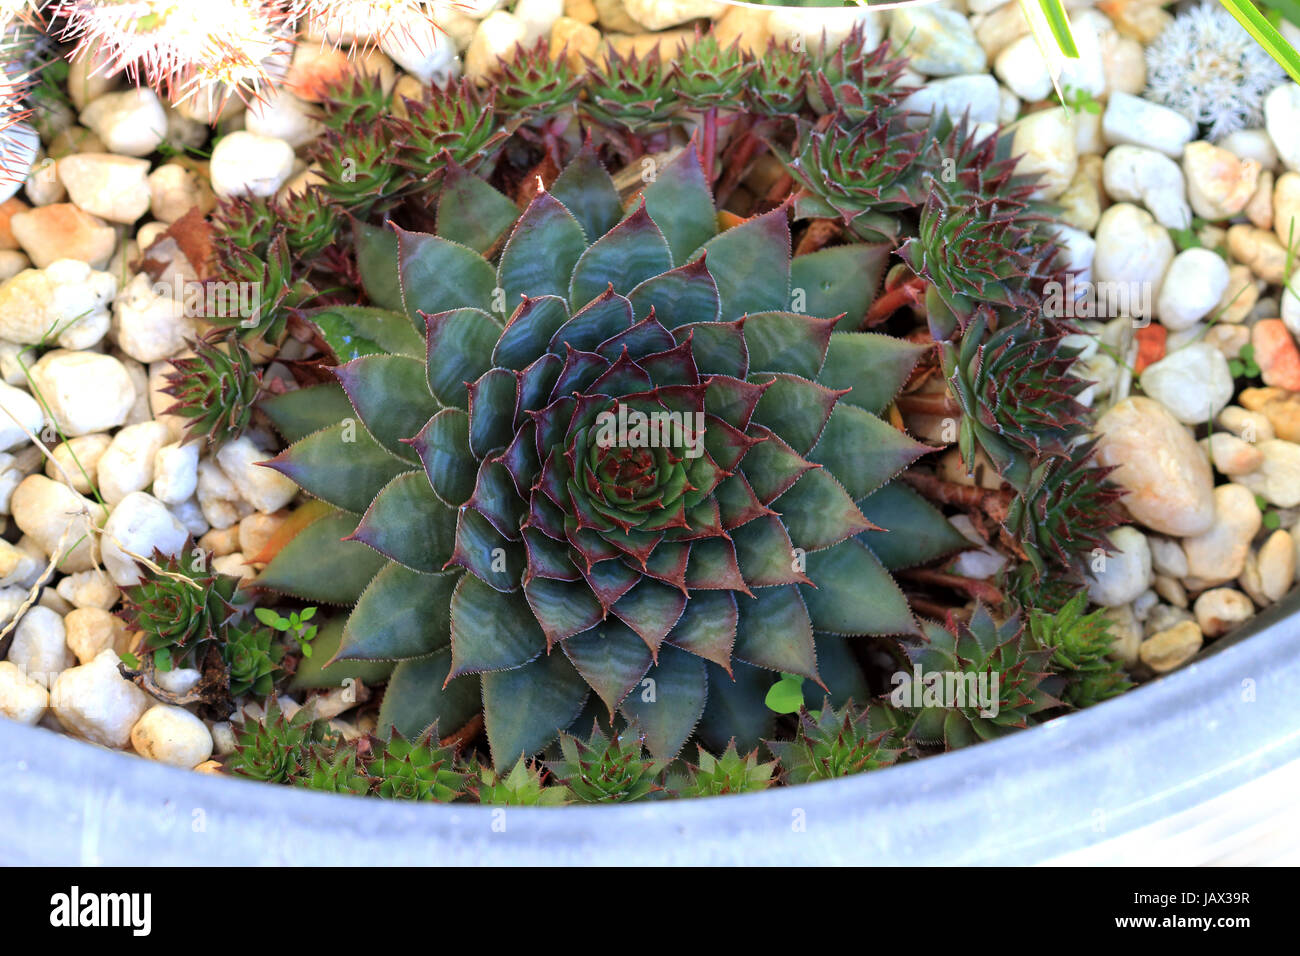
[1037,0,1079,58]
[1220,0,1300,83]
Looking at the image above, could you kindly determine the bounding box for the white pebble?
[1155,249,1230,331]
[1103,91,1196,158]
[215,436,298,514]
[6,606,72,689]
[0,660,48,724]
[100,491,189,587]
[209,131,296,200]
[79,89,168,157]
[51,648,151,748]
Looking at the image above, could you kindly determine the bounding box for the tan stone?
[1094,396,1216,537]
[0,197,27,250]
[1213,264,1258,324]
[1193,587,1255,638]
[8,204,116,269]
[1181,483,1262,586]
[1227,224,1288,283]
[1183,141,1260,221]
[1139,620,1203,673]
[1247,169,1274,230]
[550,17,602,70]
[564,0,598,24]
[713,5,771,55]
[1274,171,1300,252]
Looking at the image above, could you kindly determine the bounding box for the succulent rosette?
[257,145,969,765]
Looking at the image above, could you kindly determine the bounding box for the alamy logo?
[593,405,706,459]
[49,886,152,936]
[889,665,1001,718]
[1043,275,1152,321]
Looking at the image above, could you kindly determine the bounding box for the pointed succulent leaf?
[674,319,748,377]
[377,648,483,741]
[800,539,917,636]
[350,471,458,572]
[424,307,500,407]
[790,243,890,329]
[664,588,736,670]
[640,145,717,265]
[493,295,570,369]
[776,467,876,552]
[857,482,972,570]
[397,226,498,317]
[619,644,708,759]
[353,219,403,313]
[308,305,425,362]
[290,616,394,690]
[627,257,720,326]
[561,619,654,715]
[749,374,842,455]
[266,425,410,514]
[449,574,546,678]
[741,311,838,379]
[340,564,459,660]
[810,403,929,501]
[695,208,790,321]
[569,203,673,308]
[818,332,927,416]
[498,191,588,307]
[409,408,477,506]
[734,584,819,681]
[261,383,354,445]
[483,650,590,767]
[436,160,520,254]
[549,142,624,242]
[333,354,438,459]
[256,509,386,605]
[523,576,605,644]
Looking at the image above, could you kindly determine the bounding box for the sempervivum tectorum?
[257,146,963,765]
[163,331,262,447]
[745,38,810,116]
[779,109,927,243]
[671,31,753,113]
[897,605,1061,750]
[487,38,583,124]
[119,551,241,667]
[809,28,914,121]
[1002,439,1125,580]
[900,116,1060,340]
[393,77,507,183]
[580,46,681,135]
[943,309,1091,492]
[766,699,902,784]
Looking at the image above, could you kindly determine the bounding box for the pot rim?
[2,590,1298,865]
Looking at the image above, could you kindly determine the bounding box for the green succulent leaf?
[261,383,354,445]
[377,648,482,741]
[483,650,590,768]
[290,617,394,689]
[256,509,386,605]
[790,244,890,329]
[818,332,927,416]
[396,226,499,317]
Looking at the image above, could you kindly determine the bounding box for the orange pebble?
[1134,323,1167,374]
[1252,318,1300,392]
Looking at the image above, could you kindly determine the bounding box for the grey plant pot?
[2,589,1297,865]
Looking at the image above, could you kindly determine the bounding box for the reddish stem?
[862,276,927,328]
[701,106,718,184]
